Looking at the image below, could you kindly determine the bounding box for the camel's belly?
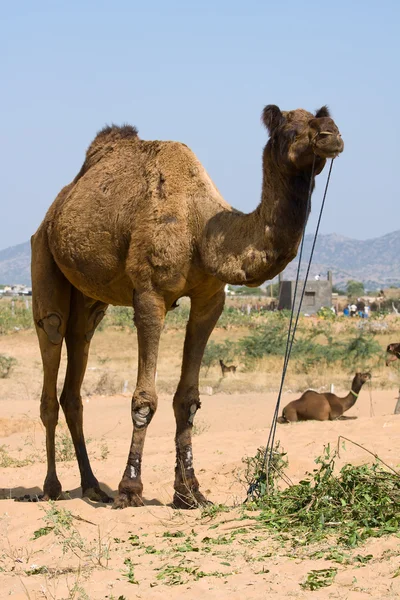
[55,258,135,305]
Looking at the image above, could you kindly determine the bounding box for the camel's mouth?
[313,133,344,159]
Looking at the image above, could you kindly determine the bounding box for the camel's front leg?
[173,289,225,508]
[113,290,166,509]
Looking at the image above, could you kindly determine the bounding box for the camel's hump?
[86,124,139,157]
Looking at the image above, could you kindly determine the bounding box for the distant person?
[364,305,370,318]
[350,303,357,317]
[356,299,365,316]
[315,274,320,280]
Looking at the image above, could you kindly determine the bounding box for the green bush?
[343,333,382,371]
[0,355,17,378]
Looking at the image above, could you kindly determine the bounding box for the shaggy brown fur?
[31,104,343,509]
[277,372,371,423]
[219,359,237,376]
[386,343,400,366]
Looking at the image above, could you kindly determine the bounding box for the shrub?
[0,354,17,378]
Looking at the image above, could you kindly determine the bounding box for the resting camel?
[31,104,343,509]
[219,359,237,376]
[386,343,400,366]
[277,372,371,423]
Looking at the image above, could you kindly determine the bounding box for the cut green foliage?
[123,558,139,584]
[155,562,230,586]
[31,526,54,540]
[242,442,288,497]
[245,444,400,547]
[200,503,230,519]
[301,568,337,590]
[162,531,185,538]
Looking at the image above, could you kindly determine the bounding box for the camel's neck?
[200,152,316,285]
[341,378,366,412]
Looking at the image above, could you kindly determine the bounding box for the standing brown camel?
[386,343,400,366]
[277,372,371,423]
[219,359,237,376]
[31,104,343,509]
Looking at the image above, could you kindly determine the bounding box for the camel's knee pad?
[188,399,201,425]
[37,313,63,344]
[133,405,154,428]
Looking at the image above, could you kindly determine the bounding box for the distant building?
[0,284,32,297]
[278,271,333,315]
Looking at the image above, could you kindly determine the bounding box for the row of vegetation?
[1,296,399,336]
[203,318,385,373]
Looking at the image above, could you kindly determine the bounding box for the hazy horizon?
[2,0,399,250]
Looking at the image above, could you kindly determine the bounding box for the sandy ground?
[1,383,400,599]
[1,329,400,598]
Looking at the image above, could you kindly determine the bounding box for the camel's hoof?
[83,487,113,504]
[173,490,212,510]
[43,478,62,501]
[112,492,144,509]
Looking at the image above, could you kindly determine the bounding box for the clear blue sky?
[1,0,398,250]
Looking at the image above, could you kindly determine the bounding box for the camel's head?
[262,105,344,172]
[354,372,372,386]
[386,343,400,366]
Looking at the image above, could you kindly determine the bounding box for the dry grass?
[0,311,399,404]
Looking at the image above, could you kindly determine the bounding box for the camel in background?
[386,343,400,366]
[277,372,371,423]
[31,104,343,508]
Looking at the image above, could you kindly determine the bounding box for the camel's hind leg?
[60,288,109,502]
[173,288,225,508]
[31,229,71,500]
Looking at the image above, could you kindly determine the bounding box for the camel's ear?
[262,105,285,134]
[315,105,330,118]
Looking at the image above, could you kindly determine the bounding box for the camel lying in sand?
[386,343,400,366]
[277,372,371,423]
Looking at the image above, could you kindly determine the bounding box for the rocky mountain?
[281,230,400,291]
[1,231,400,291]
[0,241,31,286]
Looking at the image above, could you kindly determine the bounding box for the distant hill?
[0,241,31,286]
[281,231,400,291]
[1,231,400,291]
